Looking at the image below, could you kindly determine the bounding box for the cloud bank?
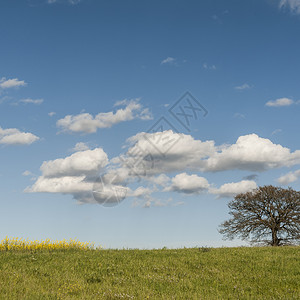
[27,131,300,205]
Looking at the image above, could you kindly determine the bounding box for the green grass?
[0,247,299,299]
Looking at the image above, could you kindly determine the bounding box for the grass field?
[0,245,299,299]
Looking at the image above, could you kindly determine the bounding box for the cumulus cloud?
[161,57,176,65]
[166,173,210,194]
[40,148,108,178]
[48,112,56,117]
[0,127,39,145]
[147,174,170,187]
[0,77,26,89]
[277,169,300,185]
[19,98,44,105]
[57,99,152,134]
[123,131,300,174]
[92,179,129,206]
[210,180,257,198]
[27,130,300,205]
[265,97,294,107]
[28,142,166,205]
[129,186,153,198]
[123,130,215,175]
[279,0,300,14]
[28,148,133,206]
[27,147,110,203]
[204,134,300,172]
[29,175,93,194]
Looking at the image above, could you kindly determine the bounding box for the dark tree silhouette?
[219,185,300,246]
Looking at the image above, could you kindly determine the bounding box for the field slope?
[0,247,299,299]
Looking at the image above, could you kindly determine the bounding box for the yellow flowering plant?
[0,237,95,251]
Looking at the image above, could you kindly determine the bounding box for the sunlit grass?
[0,241,299,299]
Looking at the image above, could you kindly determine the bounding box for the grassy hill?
[0,246,299,299]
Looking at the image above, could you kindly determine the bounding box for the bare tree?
[219,185,300,246]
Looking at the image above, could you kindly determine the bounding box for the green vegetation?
[0,247,299,299]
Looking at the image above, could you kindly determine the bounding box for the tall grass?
[0,240,299,299]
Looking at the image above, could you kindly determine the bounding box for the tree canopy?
[219,185,300,246]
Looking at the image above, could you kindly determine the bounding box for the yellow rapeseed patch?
[0,237,95,251]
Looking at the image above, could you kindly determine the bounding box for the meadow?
[0,238,299,299]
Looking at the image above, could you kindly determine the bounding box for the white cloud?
[129,186,153,198]
[92,180,129,206]
[100,166,131,186]
[0,127,39,145]
[57,99,152,134]
[28,175,93,194]
[123,131,300,174]
[161,57,176,65]
[71,142,90,152]
[234,83,250,90]
[279,0,300,14]
[48,112,56,117]
[27,130,300,205]
[148,174,170,187]
[210,180,257,198]
[166,173,210,194]
[204,134,300,172]
[40,148,108,178]
[19,98,44,105]
[27,147,110,203]
[0,77,26,89]
[265,97,294,107]
[277,169,300,185]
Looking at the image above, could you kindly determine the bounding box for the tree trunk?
[271,229,279,246]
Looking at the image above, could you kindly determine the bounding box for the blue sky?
[1,0,300,248]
